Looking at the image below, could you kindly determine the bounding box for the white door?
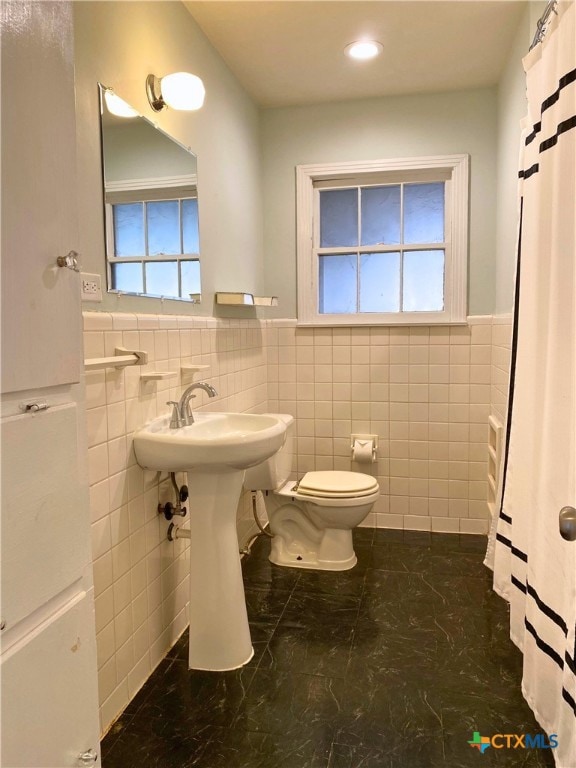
[1,1,82,394]
[0,2,101,766]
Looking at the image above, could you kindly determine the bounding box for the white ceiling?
[184,0,528,107]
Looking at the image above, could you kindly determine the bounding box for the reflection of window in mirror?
[99,85,201,302]
[106,188,200,299]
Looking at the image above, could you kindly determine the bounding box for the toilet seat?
[296,471,379,499]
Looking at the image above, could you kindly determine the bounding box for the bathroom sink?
[134,410,288,671]
[133,411,287,472]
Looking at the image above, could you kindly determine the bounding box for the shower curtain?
[488,2,576,766]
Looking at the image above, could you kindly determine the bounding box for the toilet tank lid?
[298,471,378,495]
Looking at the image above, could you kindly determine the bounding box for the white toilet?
[244,414,379,571]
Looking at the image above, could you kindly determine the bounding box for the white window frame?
[296,155,469,325]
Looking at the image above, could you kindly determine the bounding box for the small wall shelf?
[84,347,148,372]
[216,292,254,306]
[181,364,210,377]
[254,296,278,307]
[140,371,178,382]
[215,292,278,307]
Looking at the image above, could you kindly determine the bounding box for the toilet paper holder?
[351,434,378,463]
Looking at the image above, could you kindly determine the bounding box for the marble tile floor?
[101,529,555,768]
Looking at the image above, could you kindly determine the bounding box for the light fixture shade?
[345,41,383,61]
[104,90,138,118]
[161,72,205,111]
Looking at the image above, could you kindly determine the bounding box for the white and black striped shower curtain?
[489,2,576,766]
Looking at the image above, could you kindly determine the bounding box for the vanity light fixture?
[344,40,383,61]
[146,72,205,112]
[103,89,138,118]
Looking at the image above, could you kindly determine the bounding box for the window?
[105,184,201,301]
[296,155,469,325]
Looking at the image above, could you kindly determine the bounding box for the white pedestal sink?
[133,412,287,671]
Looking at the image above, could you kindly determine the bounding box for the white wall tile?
[97,656,117,703]
[88,444,109,486]
[86,311,506,733]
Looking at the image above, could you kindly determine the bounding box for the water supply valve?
[159,474,189,520]
[158,501,187,521]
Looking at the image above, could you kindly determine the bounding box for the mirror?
[99,84,201,302]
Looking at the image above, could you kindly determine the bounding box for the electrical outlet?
[80,272,102,302]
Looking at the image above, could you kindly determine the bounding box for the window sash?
[105,196,200,299]
[109,257,200,299]
[296,155,468,326]
[107,198,198,257]
[317,248,447,314]
[313,180,449,316]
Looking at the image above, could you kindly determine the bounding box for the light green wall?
[102,120,197,183]
[75,1,534,320]
[74,1,263,315]
[261,88,499,317]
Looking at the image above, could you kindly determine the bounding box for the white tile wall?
[490,315,513,427]
[85,310,511,735]
[83,312,268,734]
[268,317,494,537]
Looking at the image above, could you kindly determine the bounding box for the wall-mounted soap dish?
[181,364,210,377]
[140,371,178,382]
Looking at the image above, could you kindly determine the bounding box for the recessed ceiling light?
[344,40,383,61]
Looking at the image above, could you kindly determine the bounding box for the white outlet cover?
[80,272,102,302]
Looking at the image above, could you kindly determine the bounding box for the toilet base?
[269,524,358,571]
[269,549,357,571]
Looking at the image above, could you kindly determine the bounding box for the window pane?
[145,261,179,297]
[147,201,180,255]
[181,259,201,297]
[403,250,444,311]
[404,183,444,244]
[111,262,143,293]
[359,252,400,312]
[320,189,358,247]
[113,203,144,257]
[361,185,401,246]
[319,254,357,313]
[182,198,199,254]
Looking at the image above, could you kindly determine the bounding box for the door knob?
[77,749,98,765]
[57,250,81,272]
[559,506,576,541]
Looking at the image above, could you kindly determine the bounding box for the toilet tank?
[244,414,294,490]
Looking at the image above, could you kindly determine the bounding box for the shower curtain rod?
[529,0,558,50]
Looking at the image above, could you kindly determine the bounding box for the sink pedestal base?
[186,468,253,671]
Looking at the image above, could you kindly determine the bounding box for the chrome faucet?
[166,381,218,429]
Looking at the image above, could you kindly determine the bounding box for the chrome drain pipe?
[167,523,190,541]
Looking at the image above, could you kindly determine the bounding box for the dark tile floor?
[102,529,555,768]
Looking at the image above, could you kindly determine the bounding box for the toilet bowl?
[244,415,379,571]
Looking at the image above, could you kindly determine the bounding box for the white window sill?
[296,321,470,327]
[296,312,468,327]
